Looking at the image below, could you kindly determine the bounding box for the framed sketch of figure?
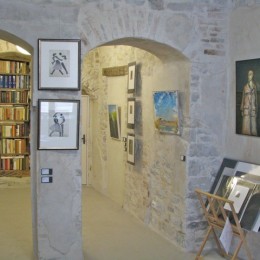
[38,39,81,90]
[38,99,80,150]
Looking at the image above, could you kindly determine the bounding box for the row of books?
[0,75,30,89]
[0,90,29,103]
[0,106,29,121]
[0,138,28,154]
[0,124,29,138]
[0,155,29,171]
[0,60,30,74]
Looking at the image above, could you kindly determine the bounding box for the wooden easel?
[195,189,253,260]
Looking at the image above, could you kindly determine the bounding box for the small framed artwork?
[153,91,180,135]
[236,58,260,136]
[127,134,135,165]
[128,62,136,93]
[240,187,260,232]
[38,39,81,90]
[38,99,80,150]
[108,104,121,140]
[127,98,135,129]
[224,183,250,213]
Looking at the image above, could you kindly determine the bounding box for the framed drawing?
[236,58,260,136]
[38,99,80,150]
[127,98,135,129]
[128,62,136,93]
[38,39,81,90]
[153,91,180,135]
[240,186,260,232]
[108,104,121,140]
[209,158,238,195]
[209,158,260,232]
[127,134,135,165]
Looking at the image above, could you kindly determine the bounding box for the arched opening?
[81,38,191,251]
[0,30,34,259]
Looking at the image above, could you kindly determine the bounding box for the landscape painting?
[108,104,121,140]
[153,91,180,135]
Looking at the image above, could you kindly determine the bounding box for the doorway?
[0,36,33,259]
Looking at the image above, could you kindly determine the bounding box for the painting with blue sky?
[153,91,180,135]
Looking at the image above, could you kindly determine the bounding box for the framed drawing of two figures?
[38,39,80,90]
[236,58,260,137]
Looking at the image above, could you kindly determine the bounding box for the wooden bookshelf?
[0,53,31,178]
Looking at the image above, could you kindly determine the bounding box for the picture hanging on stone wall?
[127,62,136,93]
[108,104,121,140]
[153,91,180,135]
[38,99,80,150]
[127,134,135,165]
[236,58,260,137]
[127,98,135,129]
[38,39,81,90]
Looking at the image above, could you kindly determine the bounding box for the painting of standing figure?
[236,59,260,136]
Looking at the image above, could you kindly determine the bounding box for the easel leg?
[211,228,226,257]
[232,240,243,260]
[243,240,253,260]
[195,226,213,260]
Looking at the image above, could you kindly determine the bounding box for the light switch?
[41,168,53,175]
[41,176,53,183]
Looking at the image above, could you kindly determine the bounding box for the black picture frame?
[38,99,80,150]
[236,58,260,136]
[127,134,135,165]
[127,98,135,129]
[38,39,81,90]
[127,62,136,94]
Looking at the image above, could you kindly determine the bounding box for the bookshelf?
[0,52,31,177]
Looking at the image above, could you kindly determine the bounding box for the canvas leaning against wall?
[236,58,260,137]
[153,91,180,135]
[108,104,121,140]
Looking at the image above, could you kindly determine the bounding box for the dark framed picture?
[38,39,81,90]
[236,58,260,136]
[127,98,135,129]
[128,62,136,93]
[38,99,80,150]
[108,104,121,140]
[127,134,135,165]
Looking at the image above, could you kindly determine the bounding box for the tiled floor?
[0,185,225,260]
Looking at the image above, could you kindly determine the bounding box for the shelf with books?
[0,55,31,178]
[0,170,30,177]
[0,89,30,103]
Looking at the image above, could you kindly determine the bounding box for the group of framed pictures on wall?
[37,39,81,150]
[126,62,136,165]
[107,62,136,164]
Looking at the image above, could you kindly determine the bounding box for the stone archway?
[81,38,191,248]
